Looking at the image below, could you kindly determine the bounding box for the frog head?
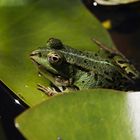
[30,38,74,87]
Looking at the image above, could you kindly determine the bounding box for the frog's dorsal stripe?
[59,49,114,69]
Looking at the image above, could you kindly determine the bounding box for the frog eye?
[48,52,62,65]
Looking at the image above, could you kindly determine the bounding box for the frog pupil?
[49,55,59,62]
[52,56,59,61]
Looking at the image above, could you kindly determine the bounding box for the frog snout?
[30,51,41,66]
[30,51,40,62]
[30,51,38,57]
[30,50,42,58]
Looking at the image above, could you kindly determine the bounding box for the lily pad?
[95,0,140,5]
[0,0,115,106]
[16,89,140,140]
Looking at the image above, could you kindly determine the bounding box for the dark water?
[1,0,140,139]
[0,81,29,140]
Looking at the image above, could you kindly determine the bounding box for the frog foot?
[37,84,58,96]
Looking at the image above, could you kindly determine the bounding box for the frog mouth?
[30,52,60,74]
[30,57,62,78]
[30,57,41,67]
[30,53,41,65]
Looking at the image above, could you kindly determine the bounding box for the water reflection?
[14,99,21,106]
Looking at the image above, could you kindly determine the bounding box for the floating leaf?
[95,0,140,5]
[16,89,140,140]
[0,0,115,106]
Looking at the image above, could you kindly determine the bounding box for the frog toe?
[37,84,58,96]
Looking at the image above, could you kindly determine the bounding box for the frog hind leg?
[91,38,121,55]
[91,38,128,61]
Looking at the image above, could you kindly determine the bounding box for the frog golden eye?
[48,52,62,65]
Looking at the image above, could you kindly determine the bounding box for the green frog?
[30,38,140,96]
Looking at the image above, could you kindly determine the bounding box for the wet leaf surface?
[0,0,114,106]
[16,89,140,140]
[95,0,140,5]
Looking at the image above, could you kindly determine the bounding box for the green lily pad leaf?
[95,0,140,5]
[0,0,115,106]
[16,89,140,140]
[0,0,28,6]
